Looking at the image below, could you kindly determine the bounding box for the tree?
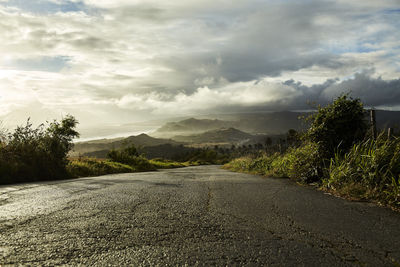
[0,115,79,183]
[306,95,368,158]
[45,115,80,165]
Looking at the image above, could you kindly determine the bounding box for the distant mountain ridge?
[155,118,235,134]
[71,110,400,159]
[152,111,308,138]
[172,127,253,143]
[71,133,180,157]
[152,110,400,139]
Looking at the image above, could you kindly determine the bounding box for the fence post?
[370,109,377,140]
[388,127,393,139]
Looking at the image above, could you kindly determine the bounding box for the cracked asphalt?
[1,165,400,266]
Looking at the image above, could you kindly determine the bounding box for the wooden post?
[388,127,393,139]
[370,109,377,140]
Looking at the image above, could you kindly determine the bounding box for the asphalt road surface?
[1,165,400,266]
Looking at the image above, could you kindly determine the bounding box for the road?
[1,165,400,266]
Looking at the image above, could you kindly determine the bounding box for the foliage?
[225,94,400,209]
[226,95,372,184]
[149,158,187,169]
[325,134,400,206]
[107,144,156,170]
[0,116,79,184]
[286,129,300,147]
[282,141,325,183]
[224,153,286,177]
[306,95,368,159]
[225,142,323,182]
[67,158,134,178]
[165,147,232,164]
[107,145,139,164]
[107,145,177,171]
[68,156,188,178]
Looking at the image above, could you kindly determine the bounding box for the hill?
[152,110,400,139]
[71,133,180,157]
[71,110,400,159]
[153,118,235,136]
[152,111,308,138]
[172,128,254,144]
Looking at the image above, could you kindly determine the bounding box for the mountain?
[232,111,307,133]
[71,133,180,157]
[71,128,269,159]
[153,118,235,137]
[172,128,254,144]
[152,110,400,139]
[71,110,400,159]
[152,111,308,138]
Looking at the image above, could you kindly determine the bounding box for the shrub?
[224,154,288,177]
[0,116,79,184]
[282,141,325,183]
[107,145,156,171]
[107,145,139,165]
[306,95,368,159]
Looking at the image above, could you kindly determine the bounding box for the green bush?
[224,95,400,208]
[224,156,261,173]
[107,145,139,165]
[225,142,323,183]
[282,141,324,183]
[0,116,79,184]
[107,145,157,171]
[224,154,287,177]
[306,95,368,159]
[129,156,157,171]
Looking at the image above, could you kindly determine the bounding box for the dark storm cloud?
[322,72,400,107]
[262,73,400,111]
[1,0,400,136]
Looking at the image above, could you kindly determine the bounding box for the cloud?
[0,0,399,138]
[322,72,400,107]
[115,72,400,115]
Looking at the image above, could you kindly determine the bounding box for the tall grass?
[225,134,400,208]
[224,141,323,182]
[326,134,400,206]
[149,158,188,169]
[67,157,190,178]
[67,158,134,178]
[225,96,400,209]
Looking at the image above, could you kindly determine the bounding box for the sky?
[0,0,400,138]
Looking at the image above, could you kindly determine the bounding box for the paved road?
[1,166,400,266]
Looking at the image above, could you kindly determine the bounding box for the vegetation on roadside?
[0,117,189,184]
[326,134,400,206]
[225,95,400,208]
[67,157,134,178]
[67,154,191,178]
[4,93,400,210]
[0,116,79,184]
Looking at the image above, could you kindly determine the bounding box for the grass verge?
[67,157,193,178]
[224,136,400,210]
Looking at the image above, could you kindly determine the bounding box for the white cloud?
[116,80,304,114]
[0,0,399,138]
